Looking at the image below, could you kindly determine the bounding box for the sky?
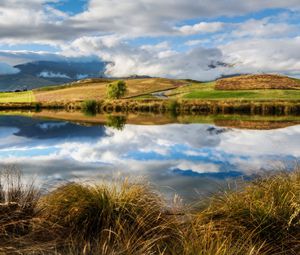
[0,0,300,80]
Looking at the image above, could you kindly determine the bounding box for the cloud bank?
[0,0,300,79]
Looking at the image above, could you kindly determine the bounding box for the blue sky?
[0,0,300,80]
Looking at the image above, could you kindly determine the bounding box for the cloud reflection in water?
[0,116,299,201]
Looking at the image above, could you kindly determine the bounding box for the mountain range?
[0,60,106,91]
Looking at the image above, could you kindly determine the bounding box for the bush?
[190,170,300,254]
[106,80,127,99]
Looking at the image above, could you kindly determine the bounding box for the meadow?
[166,81,300,100]
[1,168,300,254]
[0,91,35,103]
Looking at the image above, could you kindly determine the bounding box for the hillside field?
[0,75,300,103]
[0,91,35,103]
[166,80,300,100]
[215,74,300,90]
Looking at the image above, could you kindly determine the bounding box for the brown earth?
[215,74,300,90]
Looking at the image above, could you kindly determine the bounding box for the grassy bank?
[1,168,300,254]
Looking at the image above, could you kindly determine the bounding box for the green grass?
[166,82,300,100]
[0,91,35,103]
[184,89,300,100]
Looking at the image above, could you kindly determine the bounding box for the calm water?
[0,115,300,201]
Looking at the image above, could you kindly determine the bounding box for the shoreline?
[0,99,300,115]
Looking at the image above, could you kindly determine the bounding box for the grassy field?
[1,168,300,254]
[0,91,35,103]
[0,78,186,103]
[34,78,187,102]
[1,76,300,104]
[166,81,300,100]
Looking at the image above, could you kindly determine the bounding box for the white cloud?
[38,71,71,79]
[175,161,220,173]
[221,37,300,76]
[61,35,226,80]
[0,1,300,79]
[231,18,297,38]
[185,39,206,46]
[176,22,224,35]
[0,0,299,43]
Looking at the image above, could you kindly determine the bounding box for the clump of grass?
[40,181,182,254]
[82,100,98,116]
[0,167,40,249]
[2,168,300,254]
[189,170,300,254]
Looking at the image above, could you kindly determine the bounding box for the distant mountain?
[0,60,107,91]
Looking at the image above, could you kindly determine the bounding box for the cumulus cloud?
[220,37,300,76]
[61,36,226,80]
[0,0,299,43]
[231,18,296,38]
[176,22,224,35]
[0,1,300,79]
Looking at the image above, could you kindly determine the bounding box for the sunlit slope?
[34,78,187,102]
[0,91,35,103]
[215,74,300,90]
[1,75,300,103]
[167,76,300,100]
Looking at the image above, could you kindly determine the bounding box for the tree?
[106,80,127,99]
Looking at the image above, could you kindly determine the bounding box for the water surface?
[0,113,299,201]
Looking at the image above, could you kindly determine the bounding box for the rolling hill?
[1,74,300,104]
[215,74,300,90]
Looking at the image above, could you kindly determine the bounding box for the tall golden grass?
[1,168,300,254]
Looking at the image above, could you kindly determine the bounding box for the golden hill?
[215,74,300,90]
[34,78,187,102]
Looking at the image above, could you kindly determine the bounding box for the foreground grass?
[1,168,300,254]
